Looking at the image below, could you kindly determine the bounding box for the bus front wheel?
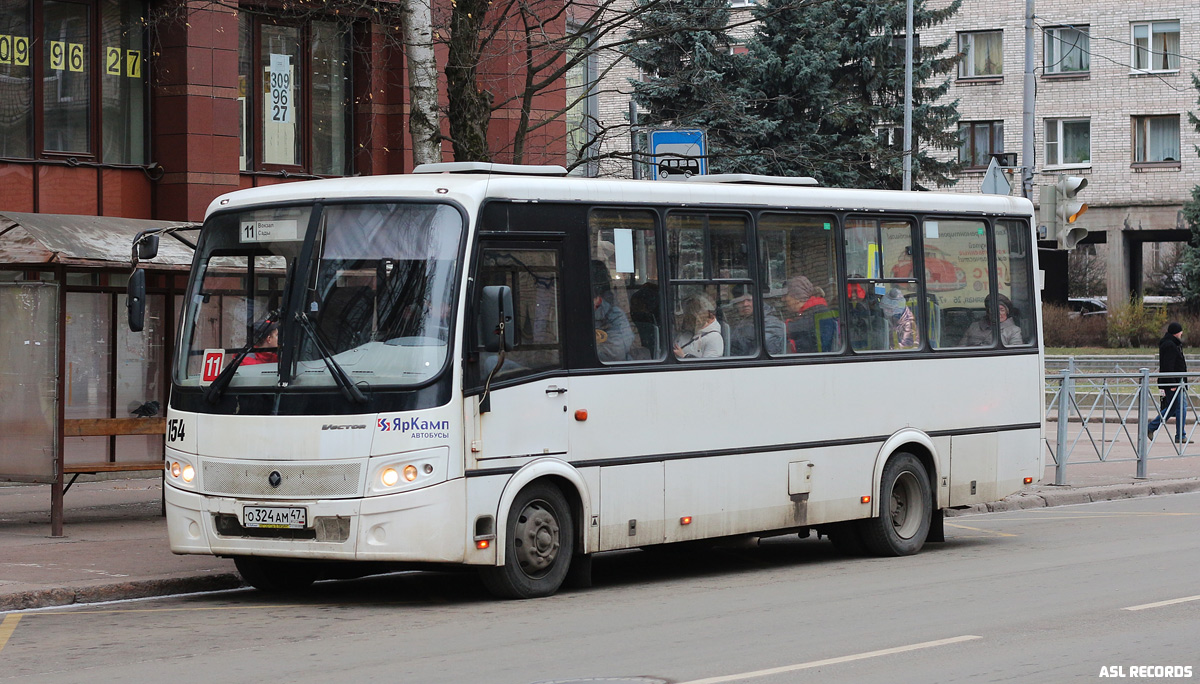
[858,453,932,556]
[480,482,575,599]
[234,556,320,592]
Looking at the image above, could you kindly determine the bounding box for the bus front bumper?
[165,479,467,563]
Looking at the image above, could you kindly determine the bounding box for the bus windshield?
[176,202,463,391]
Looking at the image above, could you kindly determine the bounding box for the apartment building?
[924,1,1200,301]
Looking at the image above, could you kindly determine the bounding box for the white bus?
[134,163,1044,599]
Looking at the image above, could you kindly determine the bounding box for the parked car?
[1067,297,1107,317]
[892,246,966,292]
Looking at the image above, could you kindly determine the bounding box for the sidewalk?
[4,454,1200,613]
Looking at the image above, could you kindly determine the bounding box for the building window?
[0,0,146,162]
[958,30,1002,78]
[1132,21,1179,72]
[1044,26,1089,74]
[958,121,1003,169]
[1045,118,1090,167]
[1133,115,1180,163]
[564,27,597,177]
[238,14,352,175]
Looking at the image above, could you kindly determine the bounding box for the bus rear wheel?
[480,482,575,599]
[858,453,932,556]
[234,556,320,592]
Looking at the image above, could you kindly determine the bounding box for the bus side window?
[588,209,662,362]
[760,213,842,356]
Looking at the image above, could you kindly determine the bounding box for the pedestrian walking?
[1148,321,1188,442]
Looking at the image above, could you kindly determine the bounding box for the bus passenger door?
[471,243,569,459]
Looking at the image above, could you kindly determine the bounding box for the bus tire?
[859,453,932,556]
[480,482,575,599]
[234,556,320,592]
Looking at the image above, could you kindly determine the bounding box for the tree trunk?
[401,0,442,166]
[446,0,494,161]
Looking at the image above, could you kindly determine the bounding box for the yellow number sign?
[68,42,83,72]
[0,35,12,64]
[106,46,121,75]
[49,40,65,70]
[126,49,141,78]
[13,36,28,66]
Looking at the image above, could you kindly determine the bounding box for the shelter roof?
[0,212,196,270]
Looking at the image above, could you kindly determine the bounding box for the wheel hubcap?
[513,500,560,578]
[890,471,923,540]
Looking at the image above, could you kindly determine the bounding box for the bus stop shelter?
[0,212,195,536]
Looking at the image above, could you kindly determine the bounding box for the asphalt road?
[2,493,1198,684]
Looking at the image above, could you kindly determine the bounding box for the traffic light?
[1038,176,1088,249]
[1054,175,1088,250]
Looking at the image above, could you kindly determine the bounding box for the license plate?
[243,506,307,529]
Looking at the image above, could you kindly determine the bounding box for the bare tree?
[1067,244,1106,298]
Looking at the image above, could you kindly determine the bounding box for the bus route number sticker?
[200,349,224,385]
[241,219,299,243]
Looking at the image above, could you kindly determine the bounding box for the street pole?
[902,0,914,191]
[630,101,641,180]
[1022,0,1035,199]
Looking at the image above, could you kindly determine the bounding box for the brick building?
[923,0,1200,301]
[0,0,573,222]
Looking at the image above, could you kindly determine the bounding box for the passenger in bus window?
[782,276,836,353]
[673,294,723,359]
[593,282,635,362]
[729,285,785,356]
[881,288,919,350]
[244,320,279,365]
[958,294,1022,347]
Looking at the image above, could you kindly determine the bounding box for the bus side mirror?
[137,234,160,260]
[480,285,514,352]
[127,269,146,332]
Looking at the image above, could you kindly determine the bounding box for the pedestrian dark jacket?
[1158,333,1187,388]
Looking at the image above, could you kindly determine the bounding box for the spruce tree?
[744,0,963,188]
[625,0,771,174]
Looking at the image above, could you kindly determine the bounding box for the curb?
[0,573,244,613]
[945,477,1200,516]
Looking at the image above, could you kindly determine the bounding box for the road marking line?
[945,522,1018,537]
[1123,595,1200,612]
[675,635,982,684]
[0,614,22,653]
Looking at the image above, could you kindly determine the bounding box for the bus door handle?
[545,385,568,395]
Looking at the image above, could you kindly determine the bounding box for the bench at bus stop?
[62,417,166,494]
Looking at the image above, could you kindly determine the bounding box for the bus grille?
[201,462,363,498]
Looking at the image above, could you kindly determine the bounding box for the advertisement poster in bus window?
[903,220,993,309]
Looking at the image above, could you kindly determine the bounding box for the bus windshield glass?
[176,202,463,390]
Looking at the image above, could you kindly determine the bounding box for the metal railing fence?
[1045,357,1197,484]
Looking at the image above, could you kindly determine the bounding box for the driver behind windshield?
[244,320,280,365]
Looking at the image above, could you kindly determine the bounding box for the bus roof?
[206,172,1035,220]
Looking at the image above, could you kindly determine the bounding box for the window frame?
[958,121,1004,170]
[1130,20,1180,74]
[239,13,355,177]
[564,23,599,178]
[957,30,1003,79]
[1131,114,1181,165]
[1044,117,1091,169]
[1043,25,1089,75]
[0,0,150,164]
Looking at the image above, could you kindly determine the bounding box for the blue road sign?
[650,129,707,181]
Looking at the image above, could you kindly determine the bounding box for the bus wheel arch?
[862,435,939,556]
[484,461,590,599]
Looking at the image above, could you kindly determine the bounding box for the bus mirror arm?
[126,269,146,332]
[478,285,514,414]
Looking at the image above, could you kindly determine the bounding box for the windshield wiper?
[203,310,279,404]
[294,312,368,404]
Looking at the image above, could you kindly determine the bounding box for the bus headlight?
[368,447,448,496]
[165,449,198,490]
[381,468,399,487]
